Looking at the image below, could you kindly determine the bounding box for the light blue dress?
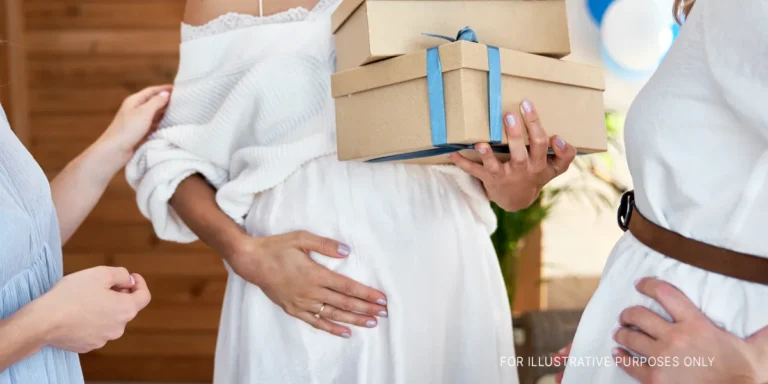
[0,105,84,383]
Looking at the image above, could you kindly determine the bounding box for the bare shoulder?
[183,0,320,26]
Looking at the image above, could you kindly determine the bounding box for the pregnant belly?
[245,155,493,240]
[243,155,496,279]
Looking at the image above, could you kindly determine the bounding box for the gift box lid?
[332,0,566,34]
[331,40,605,98]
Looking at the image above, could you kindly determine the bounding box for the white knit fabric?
[126,2,514,383]
[563,1,768,382]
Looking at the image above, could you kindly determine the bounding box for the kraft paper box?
[331,40,607,164]
[331,0,571,72]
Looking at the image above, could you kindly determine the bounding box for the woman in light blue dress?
[0,85,169,383]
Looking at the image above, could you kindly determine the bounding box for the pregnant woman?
[561,0,768,382]
[126,0,575,382]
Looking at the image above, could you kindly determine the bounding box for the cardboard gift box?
[331,35,607,164]
[332,0,571,72]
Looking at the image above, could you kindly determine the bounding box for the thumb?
[140,90,171,115]
[100,266,134,289]
[548,135,576,177]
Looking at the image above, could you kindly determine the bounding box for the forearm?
[170,174,251,262]
[0,299,51,371]
[51,140,124,243]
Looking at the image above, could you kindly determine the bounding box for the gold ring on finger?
[314,304,326,318]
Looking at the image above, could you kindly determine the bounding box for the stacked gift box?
[330,0,608,164]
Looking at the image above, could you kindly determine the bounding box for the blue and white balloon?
[600,0,677,80]
[586,0,615,25]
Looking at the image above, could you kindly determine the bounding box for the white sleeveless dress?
[563,1,768,382]
[126,1,517,383]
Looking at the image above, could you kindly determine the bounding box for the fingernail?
[613,326,622,337]
[611,347,621,357]
[337,244,351,256]
[445,153,453,158]
[555,136,566,149]
[376,299,387,306]
[365,320,377,328]
[159,91,170,98]
[477,145,488,155]
[557,347,566,355]
[505,114,517,127]
[378,310,388,318]
[341,332,351,338]
[522,100,533,113]
[633,278,642,287]
[130,275,136,286]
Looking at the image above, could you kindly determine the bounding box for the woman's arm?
[51,86,170,243]
[169,175,250,260]
[0,267,151,371]
[0,300,50,371]
[170,175,389,339]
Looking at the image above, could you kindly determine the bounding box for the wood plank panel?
[27,56,177,88]
[25,1,184,29]
[80,355,213,382]
[95,332,218,357]
[26,30,179,56]
[31,136,90,169]
[31,114,111,140]
[112,252,226,277]
[3,0,30,143]
[64,223,210,253]
[0,0,8,110]
[64,252,226,277]
[87,195,146,223]
[30,88,131,113]
[142,275,227,305]
[128,304,221,331]
[63,253,109,273]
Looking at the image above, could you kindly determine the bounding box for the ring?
[314,304,326,318]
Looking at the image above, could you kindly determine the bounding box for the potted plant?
[493,112,628,308]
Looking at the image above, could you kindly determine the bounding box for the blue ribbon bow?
[367,27,505,163]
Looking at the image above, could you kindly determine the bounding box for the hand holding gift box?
[331,27,607,164]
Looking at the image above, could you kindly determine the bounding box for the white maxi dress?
[125,1,517,383]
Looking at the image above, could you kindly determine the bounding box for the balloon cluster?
[587,0,680,81]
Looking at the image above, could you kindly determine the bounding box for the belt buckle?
[617,191,635,232]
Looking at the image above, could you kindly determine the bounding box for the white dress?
[125,1,516,383]
[563,1,768,382]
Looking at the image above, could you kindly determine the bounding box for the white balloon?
[601,0,673,71]
[652,0,677,24]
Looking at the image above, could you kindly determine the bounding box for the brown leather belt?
[618,191,768,285]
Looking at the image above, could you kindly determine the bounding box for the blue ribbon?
[367,27,505,163]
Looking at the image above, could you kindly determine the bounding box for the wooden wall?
[23,0,223,381]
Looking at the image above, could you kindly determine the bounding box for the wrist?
[78,137,129,186]
[223,232,262,266]
[15,296,58,348]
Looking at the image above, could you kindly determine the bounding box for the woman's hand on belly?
[612,278,768,384]
[447,100,576,212]
[229,230,389,339]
